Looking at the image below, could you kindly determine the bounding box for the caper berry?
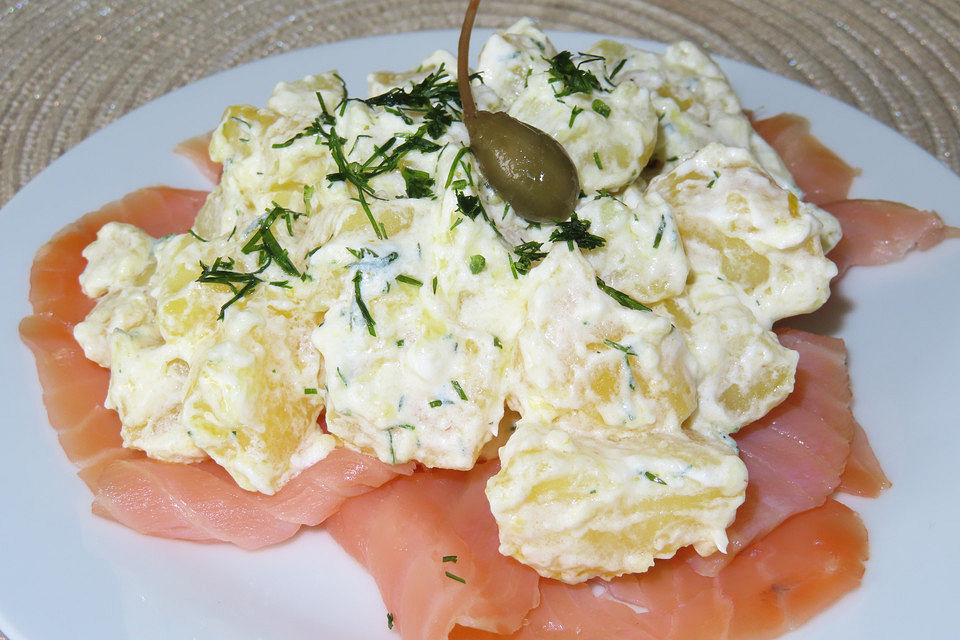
[457,0,580,223]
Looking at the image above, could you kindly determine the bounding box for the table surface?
[2,1,958,638]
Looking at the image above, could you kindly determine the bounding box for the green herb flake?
[653,215,666,249]
[353,270,377,336]
[429,399,443,408]
[196,257,264,320]
[451,380,468,401]
[396,274,423,287]
[595,276,652,311]
[644,471,667,485]
[468,254,486,274]
[549,212,606,251]
[603,338,636,356]
[303,184,315,215]
[546,51,604,98]
[401,166,435,198]
[432,275,438,294]
[360,65,463,139]
[455,192,485,220]
[493,336,502,349]
[593,151,603,170]
[512,241,547,275]
[666,155,679,162]
[387,613,395,629]
[188,229,207,242]
[240,203,306,277]
[609,58,627,80]
[442,555,458,563]
[304,388,318,395]
[568,105,584,128]
[445,146,471,188]
[591,99,611,118]
[396,339,405,347]
[445,571,466,584]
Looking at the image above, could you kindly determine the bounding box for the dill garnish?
[653,215,665,249]
[512,241,547,275]
[545,51,605,97]
[644,471,667,485]
[468,254,486,274]
[396,274,423,287]
[197,257,266,320]
[595,276,651,311]
[603,338,636,356]
[401,166,435,198]
[353,270,376,336]
[549,212,606,251]
[591,99,611,118]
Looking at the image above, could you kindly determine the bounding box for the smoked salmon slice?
[837,421,892,497]
[92,458,301,549]
[687,329,858,577]
[752,113,858,205]
[448,500,866,640]
[823,199,956,275]
[21,186,413,546]
[327,462,541,639]
[174,131,223,184]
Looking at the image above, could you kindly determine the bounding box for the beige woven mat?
[0,0,958,636]
[1,0,959,212]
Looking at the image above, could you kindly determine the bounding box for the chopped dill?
[644,471,667,485]
[468,254,486,274]
[512,241,547,275]
[352,270,376,336]
[591,99,611,118]
[401,166,435,198]
[545,51,605,97]
[445,571,466,584]
[595,276,651,311]
[609,58,627,80]
[603,338,636,356]
[549,212,606,251]
[396,274,423,287]
[653,215,665,249]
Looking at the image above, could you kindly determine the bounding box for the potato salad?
[73,19,839,583]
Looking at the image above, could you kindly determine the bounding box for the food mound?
[72,20,842,582]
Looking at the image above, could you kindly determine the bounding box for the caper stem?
[457,0,481,122]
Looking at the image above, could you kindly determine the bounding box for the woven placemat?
[1,0,959,212]
[1,1,958,637]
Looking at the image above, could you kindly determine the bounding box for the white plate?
[1,28,957,640]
